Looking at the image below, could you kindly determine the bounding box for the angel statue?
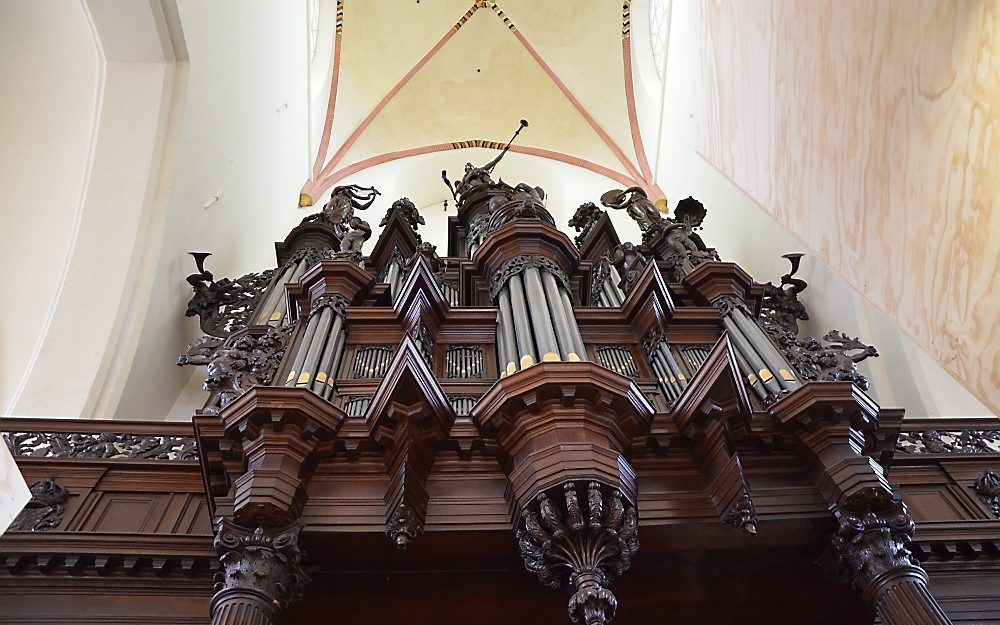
[599,187,662,231]
[301,184,380,240]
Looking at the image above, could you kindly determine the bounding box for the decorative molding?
[768,329,878,391]
[4,431,197,461]
[517,482,638,625]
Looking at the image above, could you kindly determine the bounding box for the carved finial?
[723,493,758,535]
[386,504,422,549]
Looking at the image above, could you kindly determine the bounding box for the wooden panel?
[691,0,1000,414]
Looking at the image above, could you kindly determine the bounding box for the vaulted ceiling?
[300,0,662,206]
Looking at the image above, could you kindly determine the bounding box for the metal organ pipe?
[296,307,334,388]
[728,309,799,393]
[507,275,537,370]
[542,271,579,361]
[497,288,519,376]
[286,307,321,386]
[311,313,345,396]
[523,268,561,363]
[722,315,783,400]
[558,288,588,361]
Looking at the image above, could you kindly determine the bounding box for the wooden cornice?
[274,221,339,267]
[681,261,760,310]
[288,259,376,318]
[197,386,346,526]
[619,260,676,340]
[769,382,889,505]
[472,362,654,511]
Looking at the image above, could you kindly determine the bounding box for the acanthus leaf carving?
[974,470,1000,517]
[8,479,69,532]
[827,488,918,591]
[517,482,638,625]
[214,520,309,609]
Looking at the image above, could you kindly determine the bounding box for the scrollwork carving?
[517,482,638,625]
[8,479,69,532]
[974,470,1000,517]
[769,330,878,390]
[385,504,422,549]
[4,431,197,461]
[896,430,1000,454]
[184,253,276,339]
[489,254,571,301]
[827,488,918,591]
[177,324,294,415]
[379,197,424,241]
[723,493,758,535]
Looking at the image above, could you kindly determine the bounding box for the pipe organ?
[48,168,973,625]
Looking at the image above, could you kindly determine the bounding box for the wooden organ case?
[2,174,999,625]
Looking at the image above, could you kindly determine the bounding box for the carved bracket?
[8,479,69,532]
[517,481,638,625]
[974,470,1000,517]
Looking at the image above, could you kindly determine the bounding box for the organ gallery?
[2,154,999,625]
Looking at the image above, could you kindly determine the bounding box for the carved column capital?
[517,481,638,625]
[827,488,953,625]
[211,520,309,625]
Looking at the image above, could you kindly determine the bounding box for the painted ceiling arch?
[300,0,661,207]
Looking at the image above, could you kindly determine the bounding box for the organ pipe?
[493,258,589,376]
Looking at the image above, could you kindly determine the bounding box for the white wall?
[650,0,993,418]
[115,0,311,421]
[0,0,101,414]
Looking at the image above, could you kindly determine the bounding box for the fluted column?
[211,521,308,625]
[828,488,953,625]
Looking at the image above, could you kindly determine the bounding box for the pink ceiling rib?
[319,141,640,192]
[301,0,659,204]
[312,4,480,184]
[503,25,646,186]
[311,1,344,180]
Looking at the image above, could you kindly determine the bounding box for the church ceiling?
[300,0,661,206]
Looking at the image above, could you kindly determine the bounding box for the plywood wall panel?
[691,0,999,414]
